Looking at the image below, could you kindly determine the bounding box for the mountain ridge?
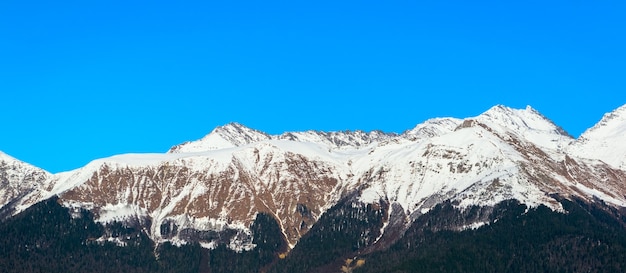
[1,103,626,255]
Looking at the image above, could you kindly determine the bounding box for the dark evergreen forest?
[2,197,626,273]
[0,197,286,273]
[356,199,626,273]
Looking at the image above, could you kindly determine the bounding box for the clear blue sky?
[1,1,625,173]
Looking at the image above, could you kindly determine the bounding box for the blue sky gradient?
[1,1,625,173]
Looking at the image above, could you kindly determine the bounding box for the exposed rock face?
[0,152,50,210]
[54,144,343,247]
[2,104,626,252]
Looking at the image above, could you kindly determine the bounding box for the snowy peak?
[578,104,626,142]
[170,122,399,153]
[211,122,271,146]
[168,122,270,153]
[0,151,50,176]
[568,104,626,170]
[472,105,572,150]
[403,118,462,140]
[0,151,50,209]
[477,105,568,136]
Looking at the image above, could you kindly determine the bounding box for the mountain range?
[1,104,626,272]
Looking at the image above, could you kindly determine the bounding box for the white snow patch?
[573,183,626,207]
[96,236,128,247]
[459,221,488,231]
[200,241,218,249]
[96,203,148,224]
[359,186,384,203]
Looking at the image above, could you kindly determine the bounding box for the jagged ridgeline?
[1,104,626,272]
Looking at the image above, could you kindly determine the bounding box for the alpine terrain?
[2,104,626,273]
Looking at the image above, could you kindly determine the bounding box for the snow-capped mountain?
[402,117,462,141]
[474,105,572,151]
[0,151,50,210]
[168,122,271,153]
[169,122,398,154]
[352,105,625,225]
[2,104,626,253]
[568,104,626,170]
[40,142,345,248]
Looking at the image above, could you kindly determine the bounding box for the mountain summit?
[168,122,271,153]
[0,151,50,211]
[473,105,572,150]
[568,104,626,169]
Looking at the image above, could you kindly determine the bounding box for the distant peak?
[482,104,524,116]
[405,118,462,139]
[478,105,560,128]
[472,104,573,149]
[212,122,251,133]
[568,104,626,170]
[212,122,269,139]
[597,104,626,125]
[491,104,509,110]
[218,122,248,130]
[483,104,536,114]
[169,122,270,153]
[579,103,626,140]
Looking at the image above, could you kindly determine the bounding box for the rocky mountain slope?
[568,104,626,170]
[2,104,626,256]
[0,151,49,214]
